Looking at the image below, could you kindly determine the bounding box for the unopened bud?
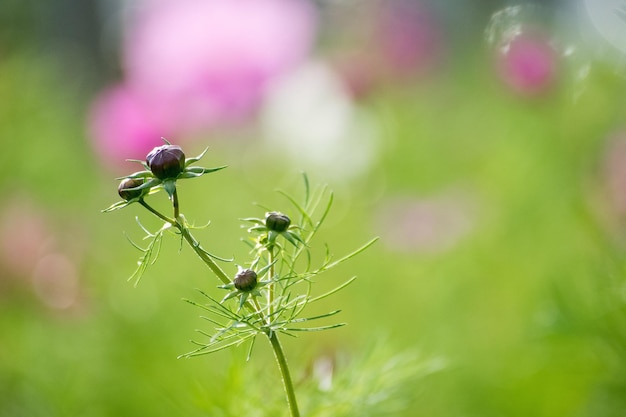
[265,212,291,232]
[233,269,257,292]
[146,145,185,180]
[118,178,145,201]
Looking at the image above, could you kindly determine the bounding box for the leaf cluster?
[181,175,378,358]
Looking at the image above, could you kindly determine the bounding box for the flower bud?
[233,269,257,292]
[118,178,145,201]
[146,145,185,180]
[265,212,291,232]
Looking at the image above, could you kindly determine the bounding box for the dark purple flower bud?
[265,212,291,232]
[118,178,145,201]
[146,145,185,180]
[233,269,257,292]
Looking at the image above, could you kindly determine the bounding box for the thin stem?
[268,246,276,319]
[268,331,300,417]
[179,225,230,285]
[140,199,175,225]
[139,200,230,285]
[252,297,263,316]
[172,189,180,219]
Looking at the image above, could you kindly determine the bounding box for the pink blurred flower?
[32,253,80,310]
[328,0,443,99]
[496,31,558,96]
[374,0,442,79]
[0,199,53,278]
[88,0,317,170]
[123,0,317,132]
[0,198,84,311]
[603,132,626,216]
[374,193,475,254]
[88,84,168,171]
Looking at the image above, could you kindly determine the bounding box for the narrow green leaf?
[115,170,152,180]
[197,315,225,328]
[181,336,252,358]
[284,323,346,332]
[124,233,146,252]
[288,309,342,323]
[282,231,303,248]
[240,217,265,225]
[323,237,379,270]
[301,172,310,206]
[314,191,334,232]
[191,165,228,174]
[246,335,257,361]
[101,200,131,213]
[277,190,313,227]
[126,228,164,286]
[308,276,357,303]
[185,147,209,166]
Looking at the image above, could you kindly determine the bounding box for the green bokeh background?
[2,2,626,416]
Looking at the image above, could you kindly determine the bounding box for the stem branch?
[140,200,230,285]
[179,226,230,285]
[140,199,175,224]
[268,331,300,417]
[268,246,276,319]
[172,188,180,219]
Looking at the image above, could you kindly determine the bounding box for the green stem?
[268,246,276,318]
[139,200,230,285]
[139,199,175,224]
[179,226,230,286]
[268,331,300,417]
[172,188,180,219]
[252,297,263,316]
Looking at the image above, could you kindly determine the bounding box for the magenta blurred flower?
[123,0,317,132]
[88,0,317,170]
[374,0,442,79]
[496,31,558,96]
[328,0,443,99]
[88,84,168,171]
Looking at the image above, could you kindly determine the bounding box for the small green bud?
[146,145,185,180]
[233,269,257,292]
[118,178,145,201]
[265,212,291,232]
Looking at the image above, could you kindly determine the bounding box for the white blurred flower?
[261,61,378,181]
[583,0,626,56]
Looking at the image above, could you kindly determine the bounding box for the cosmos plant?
[103,139,376,416]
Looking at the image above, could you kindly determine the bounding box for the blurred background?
[2,0,626,415]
